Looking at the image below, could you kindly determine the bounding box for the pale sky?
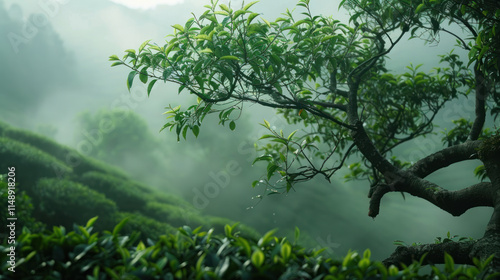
[109,0,185,10]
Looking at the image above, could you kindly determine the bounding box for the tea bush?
[0,138,71,187]
[1,218,496,279]
[78,171,150,212]
[0,125,127,179]
[30,178,118,231]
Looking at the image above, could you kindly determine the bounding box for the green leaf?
[194,34,211,41]
[280,243,291,261]
[261,17,271,27]
[233,10,247,19]
[229,121,236,131]
[263,119,270,128]
[247,13,259,24]
[196,253,206,272]
[193,125,200,137]
[299,110,308,120]
[163,68,173,80]
[147,79,157,97]
[243,1,258,11]
[182,125,188,140]
[415,3,425,13]
[104,267,120,279]
[113,217,129,236]
[259,134,276,140]
[172,24,184,32]
[294,227,300,243]
[126,71,137,91]
[251,249,265,268]
[219,4,231,13]
[252,180,260,188]
[287,130,298,140]
[220,55,240,61]
[139,67,148,84]
[321,35,337,42]
[200,48,213,53]
[110,61,124,67]
[258,228,278,247]
[363,249,371,259]
[139,39,151,53]
[237,237,252,256]
[85,216,99,228]
[293,19,310,27]
[444,252,455,273]
[252,155,272,165]
[267,163,279,180]
[109,55,120,61]
[224,224,232,237]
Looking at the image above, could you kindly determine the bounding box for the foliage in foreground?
[1,218,497,280]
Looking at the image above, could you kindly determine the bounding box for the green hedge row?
[0,121,127,179]
[0,137,71,187]
[30,178,118,232]
[1,218,496,280]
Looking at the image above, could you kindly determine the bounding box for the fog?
[0,0,491,260]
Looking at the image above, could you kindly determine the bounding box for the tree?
[111,0,500,272]
[75,109,168,186]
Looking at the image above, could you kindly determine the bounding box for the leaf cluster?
[2,218,498,279]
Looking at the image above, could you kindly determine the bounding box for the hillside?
[0,120,259,241]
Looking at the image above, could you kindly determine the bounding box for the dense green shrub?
[115,212,176,241]
[77,171,150,212]
[1,218,496,279]
[71,156,128,180]
[0,138,71,187]
[2,127,75,164]
[147,191,196,210]
[74,109,159,162]
[30,178,118,231]
[0,178,44,238]
[0,124,127,179]
[0,121,9,135]
[143,201,206,228]
[205,216,261,241]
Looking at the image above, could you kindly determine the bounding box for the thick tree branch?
[469,66,489,140]
[408,140,482,178]
[369,179,495,218]
[310,100,347,111]
[383,241,476,268]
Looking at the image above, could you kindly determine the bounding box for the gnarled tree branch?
[409,140,483,178]
[369,180,494,218]
[383,241,476,268]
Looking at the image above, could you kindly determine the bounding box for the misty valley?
[1,0,500,279]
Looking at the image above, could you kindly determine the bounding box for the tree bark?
[382,136,500,273]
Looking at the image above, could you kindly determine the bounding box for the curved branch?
[440,28,471,50]
[237,95,357,130]
[369,180,494,218]
[409,140,482,178]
